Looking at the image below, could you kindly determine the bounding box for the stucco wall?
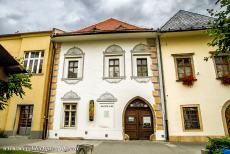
[49,38,164,140]
[160,31,230,141]
[0,34,52,137]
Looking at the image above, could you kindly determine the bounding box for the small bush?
[206,137,230,154]
[0,131,8,138]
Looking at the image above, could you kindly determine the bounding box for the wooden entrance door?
[125,99,154,140]
[17,105,33,136]
[226,105,230,135]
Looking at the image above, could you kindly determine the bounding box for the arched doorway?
[222,100,230,136]
[124,97,154,140]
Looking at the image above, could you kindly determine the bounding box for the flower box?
[221,74,230,85]
[181,75,196,86]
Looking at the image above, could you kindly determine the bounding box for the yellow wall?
[160,30,230,141]
[0,32,52,136]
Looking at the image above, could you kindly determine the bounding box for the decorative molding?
[131,76,151,83]
[62,78,83,84]
[132,43,150,54]
[65,46,84,57]
[61,90,80,101]
[97,92,117,102]
[103,44,125,82]
[104,44,125,54]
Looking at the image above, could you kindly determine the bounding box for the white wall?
[161,33,230,137]
[49,38,160,140]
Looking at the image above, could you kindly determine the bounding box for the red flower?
[182,75,196,86]
[221,74,230,85]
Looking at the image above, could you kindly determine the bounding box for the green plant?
[0,131,8,138]
[206,137,230,154]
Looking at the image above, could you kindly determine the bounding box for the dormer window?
[62,47,84,84]
[103,45,125,83]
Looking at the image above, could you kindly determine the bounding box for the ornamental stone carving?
[132,44,149,53]
[104,44,124,54]
[61,90,80,101]
[97,92,117,102]
[65,47,84,56]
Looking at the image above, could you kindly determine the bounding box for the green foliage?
[0,131,7,138]
[206,137,230,154]
[0,58,31,110]
[207,0,230,55]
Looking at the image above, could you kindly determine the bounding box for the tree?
[206,0,230,58]
[0,59,31,110]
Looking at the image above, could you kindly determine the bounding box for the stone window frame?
[62,47,85,84]
[180,104,203,132]
[172,53,196,81]
[210,52,230,79]
[62,103,78,129]
[61,91,80,129]
[131,43,152,83]
[103,44,125,83]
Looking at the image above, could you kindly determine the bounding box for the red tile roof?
[72,18,146,34]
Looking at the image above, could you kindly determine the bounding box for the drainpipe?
[156,33,169,141]
[42,35,56,139]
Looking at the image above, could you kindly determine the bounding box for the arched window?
[103,44,125,83]
[131,44,152,83]
[62,47,84,84]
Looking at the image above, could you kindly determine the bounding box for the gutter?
[156,34,169,141]
[42,40,56,139]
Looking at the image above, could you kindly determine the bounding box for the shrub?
[206,137,230,154]
[0,131,8,138]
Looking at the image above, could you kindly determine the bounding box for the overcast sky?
[0,0,217,34]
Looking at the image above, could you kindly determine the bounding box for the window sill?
[103,76,125,83]
[183,128,203,132]
[103,76,125,80]
[131,76,151,83]
[62,78,82,84]
[61,127,77,129]
[131,76,151,79]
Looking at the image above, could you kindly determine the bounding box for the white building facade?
[48,19,166,141]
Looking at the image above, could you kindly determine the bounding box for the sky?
[0,0,217,34]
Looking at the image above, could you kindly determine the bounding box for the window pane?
[115,59,119,65]
[185,67,192,76]
[176,59,183,65]
[38,59,43,73]
[41,52,44,58]
[24,60,28,68]
[28,60,33,73]
[64,111,69,127]
[184,58,190,65]
[30,52,35,58]
[25,53,29,58]
[183,107,200,130]
[32,60,38,73]
[71,111,76,127]
[34,52,39,58]
[65,105,70,110]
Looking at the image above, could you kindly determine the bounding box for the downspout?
[156,33,169,141]
[42,35,56,139]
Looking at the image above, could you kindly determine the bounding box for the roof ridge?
[74,18,144,32]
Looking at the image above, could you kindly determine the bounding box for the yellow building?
[0,30,57,138]
[160,10,230,142]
